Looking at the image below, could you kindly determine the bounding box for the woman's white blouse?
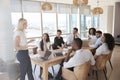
[14,30,27,47]
[37,42,50,52]
[96,43,110,55]
[88,35,97,46]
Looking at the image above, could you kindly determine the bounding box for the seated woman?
[38,33,53,79]
[38,33,50,52]
[52,30,65,49]
[94,33,115,59]
[88,28,97,46]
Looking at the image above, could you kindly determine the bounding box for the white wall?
[99,6,108,33]
[90,6,114,34]
[114,2,120,37]
[107,6,114,33]
[100,6,114,33]
[0,0,15,62]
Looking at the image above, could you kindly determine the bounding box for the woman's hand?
[57,46,61,49]
[43,38,46,44]
[28,39,35,43]
[88,35,91,40]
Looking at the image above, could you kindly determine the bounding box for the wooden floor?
[1,45,120,80]
[107,45,120,80]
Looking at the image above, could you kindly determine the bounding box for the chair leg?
[52,66,55,75]
[104,67,107,74]
[34,64,36,72]
[95,71,98,80]
[39,67,43,78]
[109,60,113,70]
[103,69,108,80]
[92,70,95,76]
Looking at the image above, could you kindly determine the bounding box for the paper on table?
[30,54,40,59]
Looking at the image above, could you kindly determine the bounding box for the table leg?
[42,64,48,80]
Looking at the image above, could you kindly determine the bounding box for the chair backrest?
[107,51,113,60]
[82,40,89,47]
[95,52,111,70]
[74,61,90,80]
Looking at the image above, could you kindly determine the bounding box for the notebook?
[39,50,52,61]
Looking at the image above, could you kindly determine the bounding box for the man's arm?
[64,49,73,62]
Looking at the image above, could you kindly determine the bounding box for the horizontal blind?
[57,4,70,13]
[23,1,41,12]
[71,5,78,14]
[80,5,91,15]
[11,0,21,12]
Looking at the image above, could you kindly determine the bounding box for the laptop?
[39,50,52,61]
[54,52,64,57]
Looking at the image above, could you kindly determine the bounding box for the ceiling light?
[73,0,88,6]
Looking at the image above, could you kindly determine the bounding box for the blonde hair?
[17,18,27,31]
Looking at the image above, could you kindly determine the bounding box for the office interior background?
[0,0,120,79]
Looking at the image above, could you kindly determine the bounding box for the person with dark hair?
[88,28,97,46]
[38,33,50,52]
[66,27,80,45]
[94,33,115,59]
[63,38,95,71]
[53,30,65,49]
[38,33,53,79]
[88,28,96,35]
[90,30,102,48]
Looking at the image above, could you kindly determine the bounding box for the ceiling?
[27,0,120,6]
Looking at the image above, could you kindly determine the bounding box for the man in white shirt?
[66,28,80,46]
[64,38,95,70]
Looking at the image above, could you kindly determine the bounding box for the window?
[42,13,57,35]
[24,13,41,38]
[11,0,22,31]
[58,14,69,34]
[80,14,87,38]
[92,15,100,28]
[70,14,78,32]
[86,16,92,28]
[11,12,22,30]
[22,1,41,38]
[11,1,100,39]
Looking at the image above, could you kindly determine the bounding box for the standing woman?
[14,18,34,80]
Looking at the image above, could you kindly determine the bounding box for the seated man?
[63,38,95,71]
[52,30,65,49]
[66,28,80,46]
[93,30,102,48]
[90,30,102,55]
